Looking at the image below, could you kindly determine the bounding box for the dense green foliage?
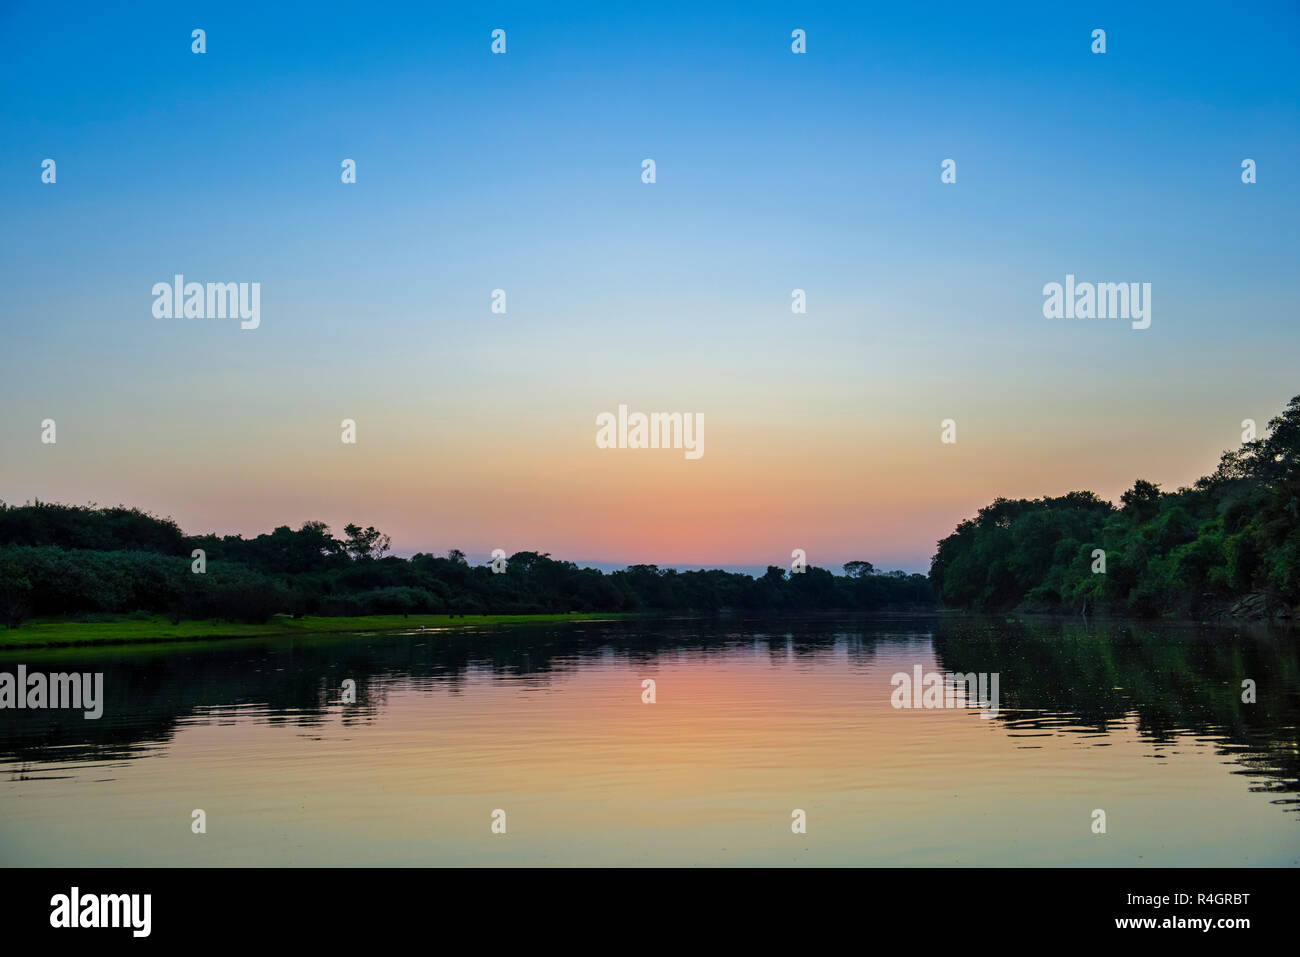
[0,503,932,626]
[930,395,1300,618]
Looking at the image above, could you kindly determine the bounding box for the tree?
[1120,479,1162,520]
[930,395,1300,615]
[342,524,391,561]
[843,561,875,578]
[0,560,33,628]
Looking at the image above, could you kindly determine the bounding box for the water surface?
[2,615,1297,866]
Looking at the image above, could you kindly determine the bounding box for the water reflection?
[1,614,1297,811]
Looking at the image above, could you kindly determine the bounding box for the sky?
[1,1,1298,573]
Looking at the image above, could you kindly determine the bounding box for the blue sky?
[1,1,1297,571]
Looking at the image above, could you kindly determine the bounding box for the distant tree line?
[0,504,933,627]
[930,394,1300,619]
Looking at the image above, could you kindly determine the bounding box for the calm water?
[1,615,1297,866]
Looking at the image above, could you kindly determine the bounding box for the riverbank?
[0,612,632,650]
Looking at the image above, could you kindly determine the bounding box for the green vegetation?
[0,501,933,636]
[930,394,1300,619]
[0,612,627,649]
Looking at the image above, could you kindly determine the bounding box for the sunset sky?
[2,2,1297,572]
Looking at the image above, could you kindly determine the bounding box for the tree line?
[0,504,933,626]
[930,394,1300,619]
[12,393,1292,627]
